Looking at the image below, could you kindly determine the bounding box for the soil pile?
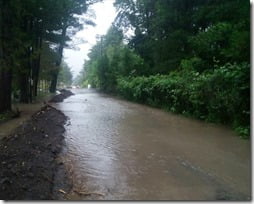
[49,89,74,103]
[0,105,68,200]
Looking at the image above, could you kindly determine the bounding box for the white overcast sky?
[63,0,117,78]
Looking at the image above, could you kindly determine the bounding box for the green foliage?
[58,62,73,86]
[117,62,250,138]
[0,0,99,110]
[80,0,250,139]
[0,111,14,122]
[189,22,249,68]
[82,26,146,92]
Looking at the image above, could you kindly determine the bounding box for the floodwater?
[54,89,251,200]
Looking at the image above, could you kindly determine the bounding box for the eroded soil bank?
[0,89,73,200]
[49,89,74,103]
[0,105,67,200]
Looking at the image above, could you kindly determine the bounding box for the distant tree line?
[0,0,100,113]
[80,0,250,137]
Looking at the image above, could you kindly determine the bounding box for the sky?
[63,0,117,78]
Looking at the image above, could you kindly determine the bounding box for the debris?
[49,89,74,103]
[59,189,67,194]
[73,190,104,197]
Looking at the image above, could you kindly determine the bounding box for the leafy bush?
[117,62,250,138]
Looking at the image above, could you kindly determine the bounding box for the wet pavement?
[53,89,251,200]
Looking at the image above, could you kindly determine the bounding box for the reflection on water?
[54,89,251,200]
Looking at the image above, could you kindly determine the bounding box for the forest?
[0,0,99,112]
[78,0,250,138]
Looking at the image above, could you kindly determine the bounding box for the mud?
[0,105,71,200]
[49,89,74,103]
[0,109,20,125]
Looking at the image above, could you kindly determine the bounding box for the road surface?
[54,89,251,200]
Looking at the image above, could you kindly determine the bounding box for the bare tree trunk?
[49,25,67,93]
[0,0,13,113]
[0,69,12,112]
[33,24,43,97]
[19,73,30,103]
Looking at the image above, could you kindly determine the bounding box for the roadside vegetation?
[78,0,250,138]
[0,0,99,113]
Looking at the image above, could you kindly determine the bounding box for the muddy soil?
[0,110,21,125]
[0,90,74,200]
[49,89,74,103]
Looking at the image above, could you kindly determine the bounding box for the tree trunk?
[19,73,30,103]
[0,0,13,113]
[0,69,12,112]
[33,26,43,97]
[33,54,41,97]
[49,25,67,93]
[49,72,58,93]
[19,46,33,103]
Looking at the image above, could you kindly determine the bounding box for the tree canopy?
[0,0,100,111]
[80,0,250,138]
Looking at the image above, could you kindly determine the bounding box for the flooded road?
[54,89,251,200]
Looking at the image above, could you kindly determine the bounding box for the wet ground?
[0,94,53,140]
[54,89,251,200]
[0,105,67,200]
[0,90,75,200]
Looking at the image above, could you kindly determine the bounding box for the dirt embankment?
[49,89,74,103]
[0,89,73,200]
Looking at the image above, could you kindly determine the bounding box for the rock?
[0,177,10,184]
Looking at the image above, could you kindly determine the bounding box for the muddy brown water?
[53,89,251,200]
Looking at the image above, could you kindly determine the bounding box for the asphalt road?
[54,89,251,200]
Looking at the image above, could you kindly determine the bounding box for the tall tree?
[49,0,100,93]
[0,0,19,111]
[0,0,101,113]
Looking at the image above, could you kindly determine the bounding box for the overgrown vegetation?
[117,62,250,138]
[79,0,250,138]
[0,0,99,113]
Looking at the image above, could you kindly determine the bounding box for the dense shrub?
[117,62,250,138]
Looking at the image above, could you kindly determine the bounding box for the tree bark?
[49,25,67,93]
[19,73,30,103]
[33,23,43,97]
[19,47,33,103]
[49,71,58,93]
[0,69,12,112]
[0,0,13,113]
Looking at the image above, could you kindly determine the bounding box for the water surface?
[54,89,251,200]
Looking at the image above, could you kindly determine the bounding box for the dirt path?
[0,94,54,140]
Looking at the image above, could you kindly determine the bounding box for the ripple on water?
[53,89,251,200]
